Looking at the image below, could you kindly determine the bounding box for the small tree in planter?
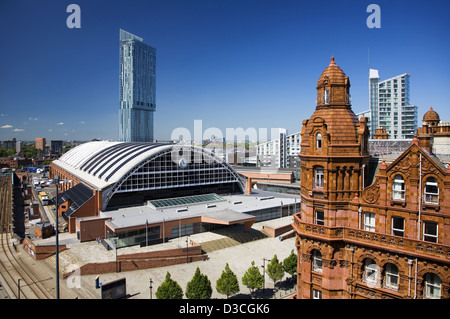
[283,249,297,278]
[156,272,183,299]
[266,254,285,290]
[216,263,240,299]
[242,261,264,297]
[185,267,212,299]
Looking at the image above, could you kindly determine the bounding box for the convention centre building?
[50,141,300,249]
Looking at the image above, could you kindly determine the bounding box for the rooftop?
[101,189,300,231]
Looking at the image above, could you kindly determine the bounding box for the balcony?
[292,214,449,262]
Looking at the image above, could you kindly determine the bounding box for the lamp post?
[149,278,153,299]
[261,258,271,295]
[54,175,60,299]
[17,278,21,299]
[186,235,190,263]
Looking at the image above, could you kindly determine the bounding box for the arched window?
[316,133,322,150]
[424,177,439,204]
[363,258,379,286]
[392,174,405,200]
[312,250,322,273]
[314,166,324,189]
[384,263,399,290]
[424,273,441,299]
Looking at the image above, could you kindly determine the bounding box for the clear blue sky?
[1,0,449,142]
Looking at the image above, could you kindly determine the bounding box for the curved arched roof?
[54,141,175,189]
[53,141,244,195]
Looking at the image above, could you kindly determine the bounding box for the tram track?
[0,175,54,299]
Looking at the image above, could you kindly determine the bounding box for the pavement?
[27,215,297,299]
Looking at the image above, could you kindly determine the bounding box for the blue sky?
[0,0,449,142]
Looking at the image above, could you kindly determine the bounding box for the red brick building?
[293,57,450,299]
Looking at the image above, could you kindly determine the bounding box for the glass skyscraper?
[368,69,418,139]
[119,29,156,142]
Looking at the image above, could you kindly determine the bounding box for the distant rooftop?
[120,29,143,42]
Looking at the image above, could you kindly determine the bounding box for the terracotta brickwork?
[293,58,450,299]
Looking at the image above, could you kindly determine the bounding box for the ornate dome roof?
[423,107,440,123]
[316,57,348,88]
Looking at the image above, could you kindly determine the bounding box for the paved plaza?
[38,216,297,299]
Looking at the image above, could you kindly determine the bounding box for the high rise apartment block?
[256,129,301,168]
[368,69,418,139]
[35,137,46,151]
[118,29,156,142]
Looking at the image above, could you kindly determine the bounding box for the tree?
[216,263,240,298]
[242,261,264,296]
[266,254,285,288]
[283,250,297,277]
[185,267,212,299]
[155,272,183,299]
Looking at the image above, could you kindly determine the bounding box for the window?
[392,174,405,200]
[315,167,324,189]
[316,133,322,150]
[315,210,324,226]
[423,221,438,243]
[391,216,405,237]
[324,88,329,104]
[384,263,399,290]
[363,258,379,286]
[424,273,441,299]
[424,177,439,204]
[313,289,322,299]
[364,212,375,232]
[312,250,322,273]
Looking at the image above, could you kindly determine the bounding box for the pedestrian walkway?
[26,216,296,299]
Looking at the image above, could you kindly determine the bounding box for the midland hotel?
[293,57,449,299]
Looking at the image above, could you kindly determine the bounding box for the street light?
[261,258,271,295]
[149,278,153,299]
[186,235,190,263]
[17,278,21,299]
[54,175,60,299]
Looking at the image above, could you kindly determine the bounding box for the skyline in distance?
[1,0,449,142]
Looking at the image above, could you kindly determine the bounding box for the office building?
[35,138,46,151]
[293,57,449,299]
[368,69,418,139]
[16,140,22,154]
[1,139,16,151]
[51,140,64,155]
[118,29,156,142]
[256,130,301,168]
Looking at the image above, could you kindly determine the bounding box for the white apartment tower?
[256,129,301,168]
[369,69,418,139]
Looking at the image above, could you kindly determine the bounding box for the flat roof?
[101,190,300,231]
[148,193,225,209]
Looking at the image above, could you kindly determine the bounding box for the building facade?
[293,57,450,299]
[35,138,46,151]
[368,69,418,139]
[256,130,301,168]
[51,140,63,155]
[118,29,156,142]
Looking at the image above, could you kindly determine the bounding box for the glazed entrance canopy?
[52,141,245,210]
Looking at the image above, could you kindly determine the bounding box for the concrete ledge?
[67,242,208,277]
[263,224,293,238]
